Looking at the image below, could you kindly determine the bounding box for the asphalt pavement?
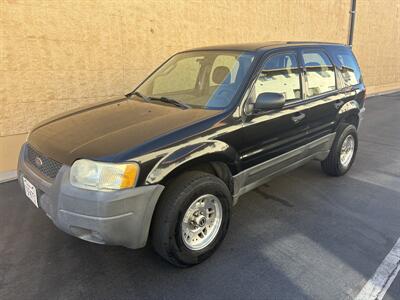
[1,92,400,300]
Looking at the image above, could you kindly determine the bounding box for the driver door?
[240,51,310,172]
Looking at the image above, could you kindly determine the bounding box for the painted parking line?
[355,238,400,300]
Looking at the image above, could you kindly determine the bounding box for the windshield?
[134,51,255,109]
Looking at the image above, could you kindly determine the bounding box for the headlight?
[70,159,140,191]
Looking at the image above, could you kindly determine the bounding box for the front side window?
[135,51,255,109]
[252,52,302,102]
[335,51,362,86]
[303,50,336,97]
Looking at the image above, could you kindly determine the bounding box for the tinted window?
[303,50,336,97]
[253,53,301,102]
[335,51,361,86]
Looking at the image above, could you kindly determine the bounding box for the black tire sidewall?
[154,173,232,266]
[173,180,230,265]
[337,126,358,174]
[321,123,358,176]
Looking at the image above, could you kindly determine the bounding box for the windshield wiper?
[148,96,191,109]
[126,91,190,109]
[125,91,150,102]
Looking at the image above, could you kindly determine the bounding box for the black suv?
[18,42,365,267]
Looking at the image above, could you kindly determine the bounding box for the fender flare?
[337,100,362,127]
[145,140,238,184]
[338,100,360,115]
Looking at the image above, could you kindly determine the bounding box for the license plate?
[23,177,38,207]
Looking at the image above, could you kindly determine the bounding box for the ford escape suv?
[18,42,365,267]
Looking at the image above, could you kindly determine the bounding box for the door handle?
[291,112,306,124]
[334,100,344,109]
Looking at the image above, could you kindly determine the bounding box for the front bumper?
[17,143,164,249]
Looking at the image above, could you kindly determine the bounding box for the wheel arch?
[337,100,361,128]
[145,140,239,194]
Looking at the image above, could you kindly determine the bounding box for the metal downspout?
[347,0,357,47]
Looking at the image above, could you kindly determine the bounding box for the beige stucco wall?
[352,0,400,93]
[1,0,400,172]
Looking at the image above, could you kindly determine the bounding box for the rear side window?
[335,51,362,86]
[303,50,336,97]
[253,52,301,102]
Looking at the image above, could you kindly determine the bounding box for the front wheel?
[151,171,232,267]
[321,123,358,176]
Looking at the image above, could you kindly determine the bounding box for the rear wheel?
[321,123,358,176]
[151,171,232,267]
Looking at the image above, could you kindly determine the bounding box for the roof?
[187,41,345,52]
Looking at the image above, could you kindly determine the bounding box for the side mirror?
[253,92,285,112]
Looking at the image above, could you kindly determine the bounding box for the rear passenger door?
[300,49,344,141]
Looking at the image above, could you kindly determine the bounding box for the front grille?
[26,144,62,179]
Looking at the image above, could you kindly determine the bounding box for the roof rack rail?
[286,41,342,45]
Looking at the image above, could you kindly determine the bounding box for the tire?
[321,123,358,176]
[151,171,232,267]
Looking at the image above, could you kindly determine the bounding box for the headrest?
[212,66,230,84]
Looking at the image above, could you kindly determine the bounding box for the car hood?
[28,97,222,165]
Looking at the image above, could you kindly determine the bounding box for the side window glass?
[336,51,361,86]
[303,51,336,97]
[253,53,301,102]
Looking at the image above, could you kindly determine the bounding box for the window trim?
[299,48,339,101]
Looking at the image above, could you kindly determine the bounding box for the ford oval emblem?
[35,156,43,167]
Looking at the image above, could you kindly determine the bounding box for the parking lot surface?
[1,92,400,300]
